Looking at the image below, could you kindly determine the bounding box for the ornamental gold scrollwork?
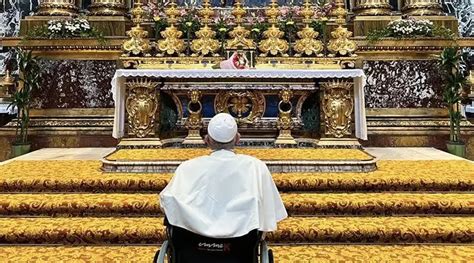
[125,79,159,138]
[294,0,324,56]
[321,80,354,138]
[191,0,220,56]
[88,0,127,16]
[402,0,443,16]
[258,0,289,56]
[215,91,265,124]
[157,0,185,55]
[275,89,297,145]
[327,0,357,56]
[353,0,392,16]
[122,1,150,56]
[183,90,204,144]
[226,0,255,50]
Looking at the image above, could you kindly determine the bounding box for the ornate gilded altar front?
[112,69,367,146]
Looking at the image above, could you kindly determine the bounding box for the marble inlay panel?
[363,60,444,108]
[31,60,116,108]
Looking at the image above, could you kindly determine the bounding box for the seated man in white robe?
[160,113,287,238]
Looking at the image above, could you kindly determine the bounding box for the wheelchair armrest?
[154,240,169,263]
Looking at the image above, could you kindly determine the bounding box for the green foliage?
[8,49,41,145]
[439,47,467,143]
[250,22,269,44]
[153,19,169,40]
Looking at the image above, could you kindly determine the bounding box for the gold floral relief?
[1,193,472,217]
[0,216,471,244]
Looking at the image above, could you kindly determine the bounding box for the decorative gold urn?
[88,0,127,16]
[0,71,16,100]
[353,0,392,16]
[402,0,444,16]
[258,0,289,56]
[157,0,186,56]
[321,80,354,138]
[35,0,78,16]
[294,0,324,56]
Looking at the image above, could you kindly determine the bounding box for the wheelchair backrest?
[168,225,261,263]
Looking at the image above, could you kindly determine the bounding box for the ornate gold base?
[182,129,205,145]
[35,4,78,16]
[121,57,223,70]
[353,5,392,16]
[275,129,297,145]
[402,4,444,16]
[88,4,127,16]
[117,138,162,148]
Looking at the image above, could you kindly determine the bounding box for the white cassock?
[160,149,288,238]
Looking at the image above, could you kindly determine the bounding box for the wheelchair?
[154,219,274,263]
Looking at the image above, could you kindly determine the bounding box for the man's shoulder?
[178,155,210,168]
[236,153,267,166]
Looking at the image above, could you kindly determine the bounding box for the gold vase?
[35,0,78,16]
[353,0,392,15]
[88,0,127,16]
[402,0,444,16]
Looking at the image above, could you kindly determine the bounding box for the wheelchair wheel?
[268,249,274,263]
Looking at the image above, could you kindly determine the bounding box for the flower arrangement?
[247,10,268,44]
[367,18,454,42]
[27,18,104,41]
[214,11,234,55]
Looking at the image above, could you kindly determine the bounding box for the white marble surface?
[0,147,468,165]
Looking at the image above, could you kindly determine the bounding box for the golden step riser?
[0,203,472,216]
[1,181,473,192]
[0,229,471,245]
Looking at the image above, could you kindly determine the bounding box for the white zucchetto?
[207,113,238,143]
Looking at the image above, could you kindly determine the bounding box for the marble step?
[102,148,378,173]
[1,160,473,192]
[0,216,472,244]
[1,244,474,262]
[1,193,473,217]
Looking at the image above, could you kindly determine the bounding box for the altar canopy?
[111,69,368,140]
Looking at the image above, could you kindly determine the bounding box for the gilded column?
[35,0,78,16]
[321,80,354,138]
[125,79,160,139]
[402,0,443,16]
[353,0,392,15]
[88,0,127,16]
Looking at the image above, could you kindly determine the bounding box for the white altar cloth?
[111,69,368,140]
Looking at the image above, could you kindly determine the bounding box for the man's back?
[160,149,287,238]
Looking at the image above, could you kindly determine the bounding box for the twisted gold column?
[88,0,127,16]
[402,0,443,16]
[353,0,392,15]
[35,0,78,16]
